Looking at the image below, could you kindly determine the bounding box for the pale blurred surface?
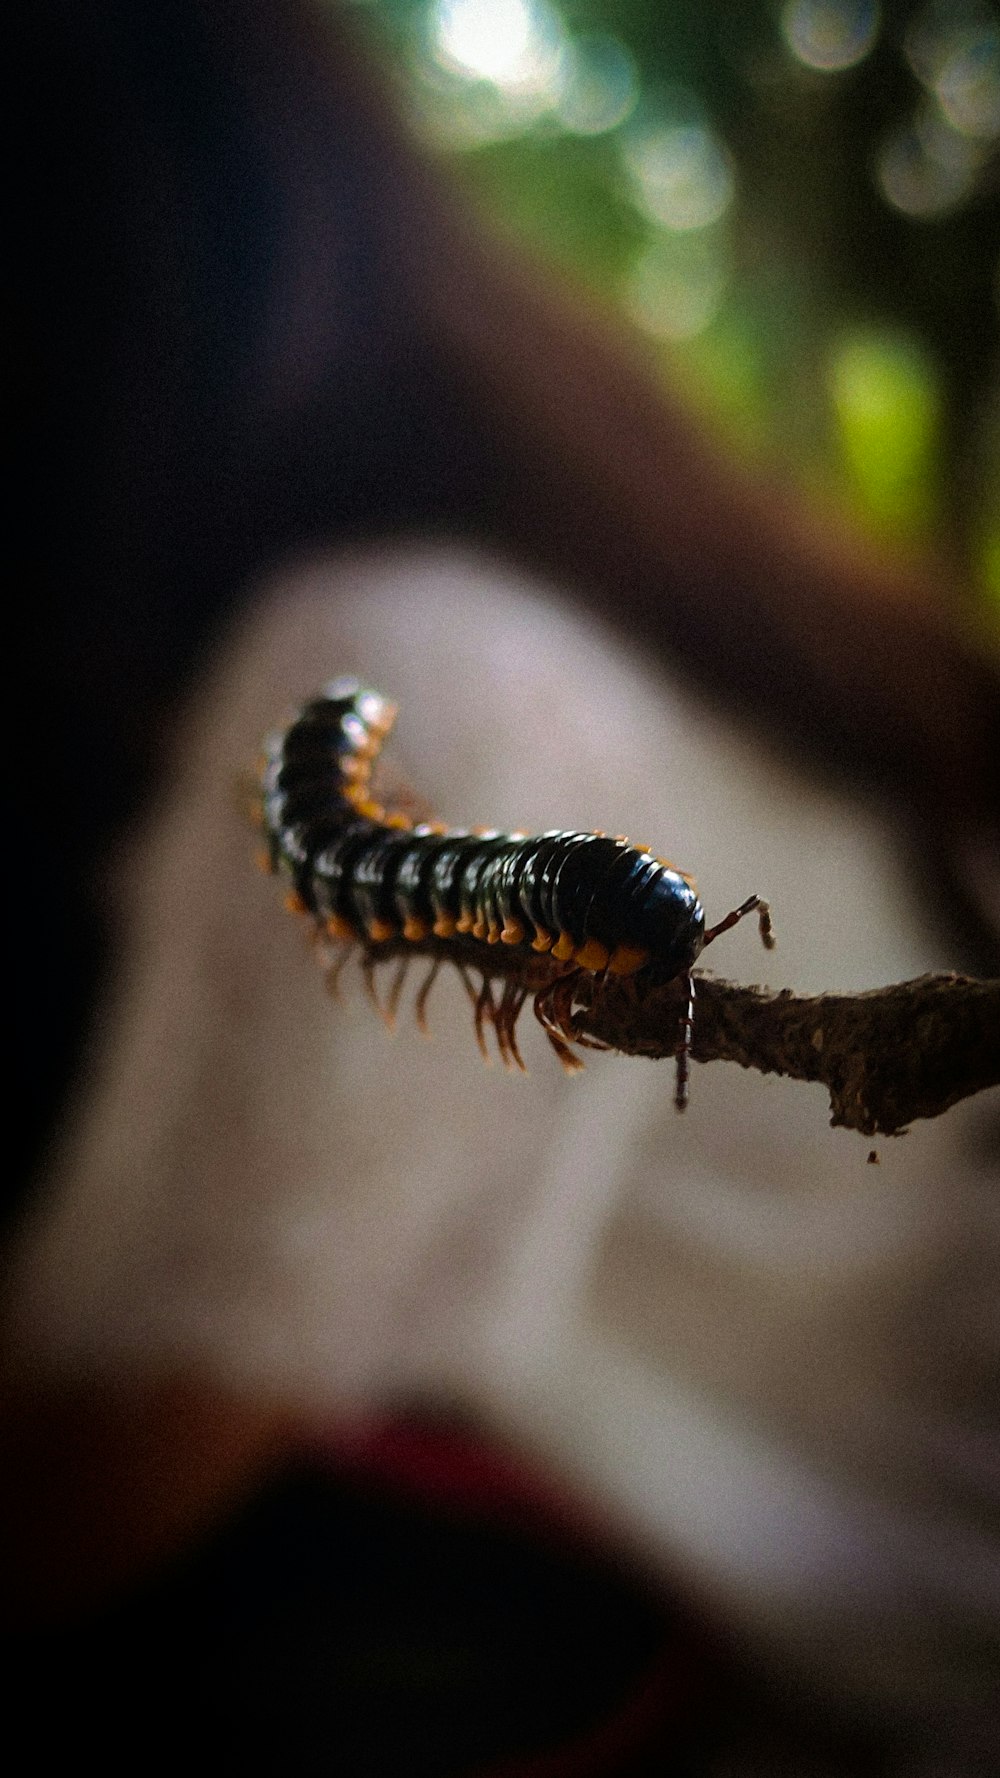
[8,546,998,1756]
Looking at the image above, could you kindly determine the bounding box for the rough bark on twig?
[571,970,1000,1137]
[346,928,998,1137]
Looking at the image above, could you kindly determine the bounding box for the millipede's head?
[622,859,705,975]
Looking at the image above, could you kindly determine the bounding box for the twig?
[343,924,998,1136]
[570,970,1000,1137]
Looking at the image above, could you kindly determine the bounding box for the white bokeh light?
[626,233,729,341]
[624,123,735,232]
[781,0,880,73]
[875,114,980,218]
[554,33,639,136]
[934,26,1000,139]
[433,0,566,98]
[881,5,998,219]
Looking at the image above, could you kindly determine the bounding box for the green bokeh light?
[828,329,939,536]
[359,0,1000,617]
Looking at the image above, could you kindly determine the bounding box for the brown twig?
[570,970,1000,1137]
[344,929,999,1137]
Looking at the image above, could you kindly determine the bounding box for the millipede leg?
[414,958,442,1034]
[473,974,496,1063]
[493,990,514,1070]
[533,974,585,1075]
[362,954,396,1031]
[496,978,529,1072]
[549,971,580,1042]
[540,1023,585,1074]
[454,962,479,1012]
[324,941,354,1001]
[384,956,410,1030]
[532,981,556,1044]
[506,993,529,1072]
[674,970,695,1112]
[455,962,495,1061]
[492,980,512,1069]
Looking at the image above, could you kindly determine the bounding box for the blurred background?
[349,0,999,624]
[8,5,999,1766]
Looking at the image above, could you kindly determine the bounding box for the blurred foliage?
[347,0,999,620]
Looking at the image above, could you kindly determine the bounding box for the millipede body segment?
[256,678,773,1102]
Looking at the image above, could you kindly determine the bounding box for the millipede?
[255,677,775,1107]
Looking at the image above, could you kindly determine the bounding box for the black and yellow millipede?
[255,678,774,1105]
